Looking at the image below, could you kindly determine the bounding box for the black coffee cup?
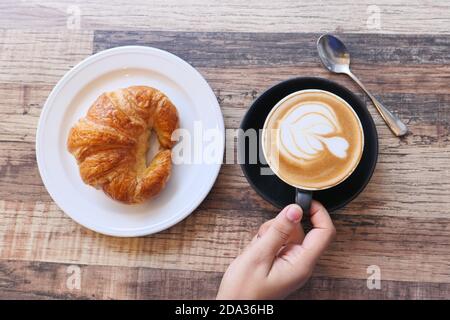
[261,89,365,215]
[239,77,378,214]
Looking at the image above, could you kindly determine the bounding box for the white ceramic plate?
[36,46,224,237]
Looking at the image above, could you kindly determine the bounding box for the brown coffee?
[262,90,364,190]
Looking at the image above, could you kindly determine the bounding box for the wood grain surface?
[0,1,449,300]
[2,1,450,34]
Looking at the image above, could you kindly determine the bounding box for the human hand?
[216,201,335,300]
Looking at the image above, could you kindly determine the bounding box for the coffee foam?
[263,90,364,190]
[279,102,350,162]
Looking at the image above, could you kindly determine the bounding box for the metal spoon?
[317,34,408,136]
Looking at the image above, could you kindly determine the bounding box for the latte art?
[279,103,349,162]
[263,90,364,190]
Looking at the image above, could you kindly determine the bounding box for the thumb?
[253,204,303,259]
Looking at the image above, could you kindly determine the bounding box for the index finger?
[300,200,336,263]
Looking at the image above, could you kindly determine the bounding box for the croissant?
[67,86,179,204]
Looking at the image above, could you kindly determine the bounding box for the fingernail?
[286,204,302,222]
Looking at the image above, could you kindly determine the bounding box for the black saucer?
[239,77,378,212]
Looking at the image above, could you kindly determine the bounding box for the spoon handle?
[347,71,408,137]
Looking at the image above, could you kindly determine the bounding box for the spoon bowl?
[317,34,351,73]
[316,34,408,136]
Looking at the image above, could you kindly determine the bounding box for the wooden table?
[0,0,449,299]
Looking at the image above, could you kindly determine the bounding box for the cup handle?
[295,189,312,216]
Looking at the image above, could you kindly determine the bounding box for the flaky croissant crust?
[67,86,179,204]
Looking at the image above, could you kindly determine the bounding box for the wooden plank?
[1,30,446,88]
[1,199,450,284]
[0,84,52,143]
[0,30,93,85]
[1,1,449,34]
[94,31,450,66]
[0,260,222,299]
[291,277,450,300]
[0,260,449,299]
